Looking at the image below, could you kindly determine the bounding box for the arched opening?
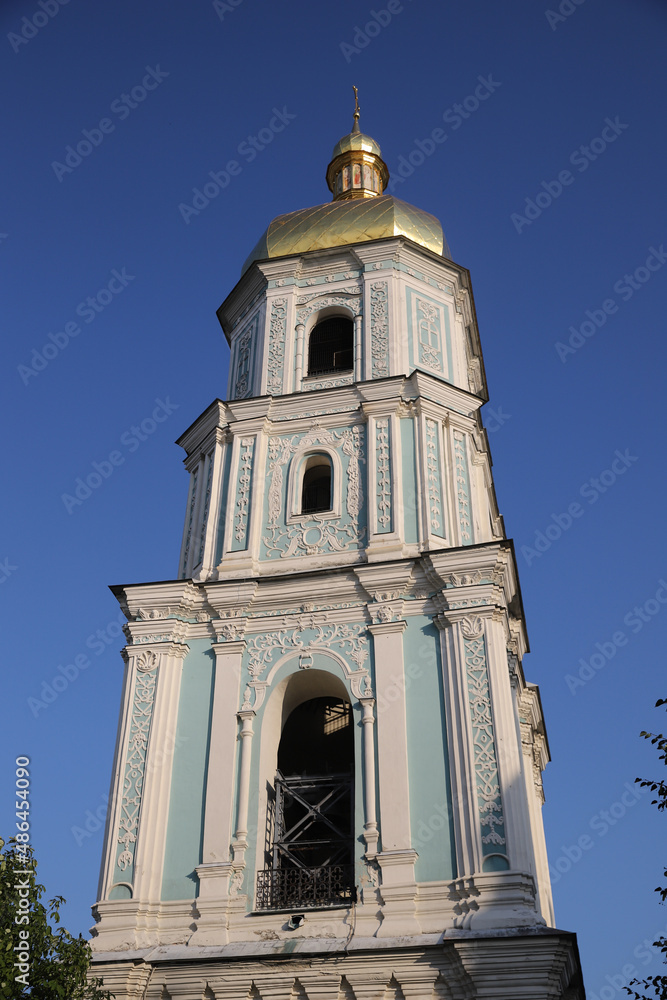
[257,694,355,910]
[300,454,332,515]
[307,316,354,377]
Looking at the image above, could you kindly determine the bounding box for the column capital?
[212,639,246,657]
[367,619,407,637]
[121,641,190,665]
[434,607,496,631]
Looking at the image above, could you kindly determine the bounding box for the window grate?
[256,864,356,910]
[308,318,354,376]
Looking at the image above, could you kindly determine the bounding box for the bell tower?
[90,98,584,1000]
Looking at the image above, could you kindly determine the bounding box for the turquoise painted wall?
[161,640,215,901]
[402,615,457,882]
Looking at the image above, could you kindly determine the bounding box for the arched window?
[257,695,355,909]
[307,316,354,377]
[301,454,332,515]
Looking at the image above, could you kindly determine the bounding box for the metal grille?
[307,317,354,376]
[301,467,332,514]
[271,773,353,869]
[257,770,355,910]
[256,864,356,910]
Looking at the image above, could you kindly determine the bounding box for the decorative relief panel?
[231,438,255,552]
[302,373,354,393]
[453,430,473,545]
[417,299,443,372]
[425,418,445,538]
[460,616,507,861]
[262,424,366,560]
[245,619,371,700]
[181,466,199,576]
[267,299,287,395]
[406,288,451,381]
[375,418,392,533]
[370,281,389,379]
[234,328,251,399]
[196,453,214,567]
[295,287,362,325]
[114,651,159,883]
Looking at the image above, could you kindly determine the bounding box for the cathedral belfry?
[90,96,585,999]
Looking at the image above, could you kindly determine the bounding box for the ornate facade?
[90,106,584,999]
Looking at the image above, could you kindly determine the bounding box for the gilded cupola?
[325,86,389,201]
[242,90,449,274]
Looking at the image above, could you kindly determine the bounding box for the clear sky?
[1,0,666,994]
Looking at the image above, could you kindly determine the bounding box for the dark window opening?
[256,696,356,910]
[301,454,332,515]
[307,317,354,377]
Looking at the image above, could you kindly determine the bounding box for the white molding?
[200,641,244,869]
[285,444,342,522]
[132,644,188,903]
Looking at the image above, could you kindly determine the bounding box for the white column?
[370,620,411,850]
[200,640,245,863]
[294,322,305,388]
[198,430,228,580]
[192,638,245,946]
[368,619,420,936]
[130,642,188,902]
[360,696,378,857]
[520,721,555,926]
[485,619,534,875]
[434,613,480,876]
[232,709,255,865]
[354,313,363,381]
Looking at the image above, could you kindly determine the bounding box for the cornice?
[216,265,268,341]
[176,400,228,457]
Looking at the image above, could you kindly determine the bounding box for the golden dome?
[242,196,446,273]
[330,130,382,159]
[241,90,448,274]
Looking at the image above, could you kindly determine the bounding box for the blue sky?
[1,0,666,993]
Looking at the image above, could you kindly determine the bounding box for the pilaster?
[189,637,246,946]
[131,641,189,903]
[367,618,420,936]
